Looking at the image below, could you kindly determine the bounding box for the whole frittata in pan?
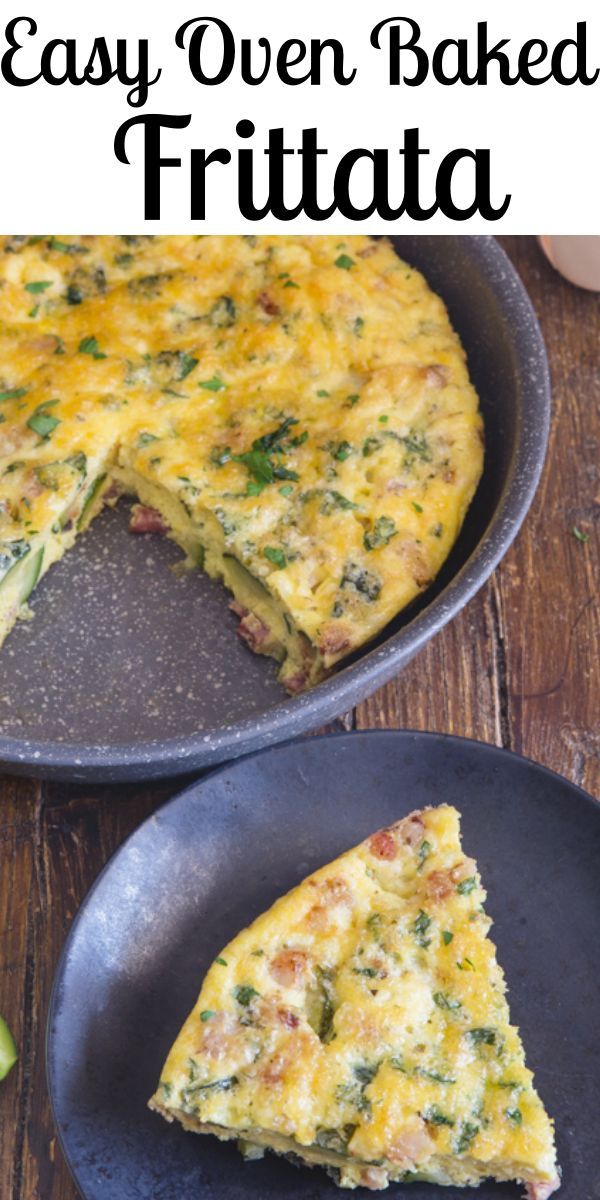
[0,236,483,691]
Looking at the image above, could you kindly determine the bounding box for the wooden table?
[1,236,598,1199]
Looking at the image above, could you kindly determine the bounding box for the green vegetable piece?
[467,1027,496,1045]
[215,957,227,966]
[0,387,28,401]
[417,839,431,869]
[209,295,236,327]
[364,516,397,551]
[573,526,589,543]
[433,991,461,1011]
[78,335,107,360]
[442,930,454,946]
[199,376,226,391]
[25,280,53,294]
[200,1010,215,1022]
[264,546,286,569]
[27,401,61,439]
[333,441,352,462]
[335,254,355,270]
[505,1107,523,1125]
[413,909,432,948]
[233,985,260,1007]
[456,876,477,895]
[0,1016,18,1081]
[77,474,107,530]
[424,1104,454,1127]
[455,1121,479,1154]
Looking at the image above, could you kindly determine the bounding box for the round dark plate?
[0,237,550,781]
[47,731,599,1199]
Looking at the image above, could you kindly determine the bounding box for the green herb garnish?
[79,335,107,360]
[413,909,432,948]
[264,546,286,569]
[25,280,53,294]
[364,516,397,551]
[233,985,260,1007]
[27,401,60,439]
[199,375,226,392]
[335,254,355,270]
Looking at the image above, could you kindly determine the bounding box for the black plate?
[0,236,550,782]
[47,731,599,1199]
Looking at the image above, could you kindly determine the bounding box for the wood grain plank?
[0,776,40,1200]
[15,785,169,1200]
[498,237,600,794]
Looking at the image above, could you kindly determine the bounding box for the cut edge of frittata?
[149,804,559,1196]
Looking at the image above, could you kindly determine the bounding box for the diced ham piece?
[397,812,426,848]
[318,624,352,657]
[277,1008,300,1029]
[360,1167,389,1190]
[281,669,309,695]
[524,1178,561,1200]
[425,364,450,388]
[269,949,309,988]
[426,857,478,901]
[257,291,280,317]
[236,611,270,651]
[129,504,170,535]
[228,600,249,619]
[386,1122,434,1166]
[368,829,398,861]
[320,876,353,906]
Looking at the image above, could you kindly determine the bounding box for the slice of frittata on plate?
[149,805,559,1196]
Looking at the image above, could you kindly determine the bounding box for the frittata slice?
[149,805,559,1195]
[0,235,483,692]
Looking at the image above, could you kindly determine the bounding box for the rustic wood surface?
[1,236,598,1199]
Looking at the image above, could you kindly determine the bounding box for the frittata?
[150,805,559,1196]
[0,235,483,691]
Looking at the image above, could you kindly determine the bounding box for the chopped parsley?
[209,295,236,327]
[0,388,27,401]
[433,991,461,1010]
[573,526,589,543]
[335,254,355,270]
[137,432,159,449]
[467,1027,496,1046]
[332,441,352,462]
[233,985,260,1007]
[340,561,381,601]
[412,909,432,948]
[505,1107,523,1125]
[417,839,432,869]
[199,1010,215,1022]
[456,876,477,895]
[424,1105,454,1127]
[455,1121,479,1154]
[403,430,432,462]
[364,516,397,551]
[263,546,286,569]
[215,957,227,966]
[199,375,226,392]
[27,401,60,439]
[25,280,53,294]
[79,335,107,360]
[442,930,454,946]
[412,501,424,513]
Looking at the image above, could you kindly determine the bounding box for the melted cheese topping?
[0,235,483,688]
[150,805,558,1193]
